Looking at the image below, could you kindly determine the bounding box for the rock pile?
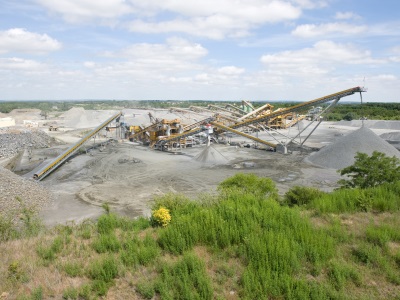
[0,128,56,158]
[306,127,400,169]
[336,120,400,130]
[0,167,52,219]
[194,145,229,165]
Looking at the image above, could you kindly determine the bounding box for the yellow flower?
[152,207,172,227]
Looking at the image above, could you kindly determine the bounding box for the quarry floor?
[4,108,399,226]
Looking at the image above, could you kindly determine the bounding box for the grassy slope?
[1,174,400,300]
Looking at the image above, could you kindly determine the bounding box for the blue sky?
[1,0,399,102]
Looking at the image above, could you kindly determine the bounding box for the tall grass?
[155,252,213,300]
[309,182,400,214]
[157,174,336,299]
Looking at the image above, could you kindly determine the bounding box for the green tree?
[338,151,400,189]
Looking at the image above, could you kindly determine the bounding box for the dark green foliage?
[284,186,324,207]
[338,151,400,189]
[155,253,213,300]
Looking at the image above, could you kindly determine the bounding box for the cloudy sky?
[1,0,399,102]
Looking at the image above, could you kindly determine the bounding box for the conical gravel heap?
[194,145,229,165]
[306,127,400,169]
[0,167,52,220]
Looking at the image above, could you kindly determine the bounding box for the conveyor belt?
[230,87,364,129]
[33,111,122,181]
[210,121,277,148]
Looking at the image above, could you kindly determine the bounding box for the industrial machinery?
[33,112,122,181]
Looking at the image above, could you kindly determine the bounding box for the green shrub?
[284,186,324,207]
[37,237,64,261]
[310,182,400,214]
[62,287,78,299]
[218,173,278,199]
[136,281,155,299]
[338,151,400,189]
[97,213,119,234]
[92,233,121,253]
[155,253,213,300]
[62,262,83,277]
[88,257,119,282]
[327,261,362,290]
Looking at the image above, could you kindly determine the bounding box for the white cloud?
[335,11,360,20]
[217,66,245,75]
[36,0,133,22]
[128,0,301,39]
[0,28,61,55]
[292,22,366,38]
[0,57,45,71]
[261,40,383,75]
[290,0,327,9]
[36,0,302,39]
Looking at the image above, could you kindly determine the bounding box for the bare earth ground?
[2,108,399,226]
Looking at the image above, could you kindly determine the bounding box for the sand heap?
[0,167,52,219]
[306,127,400,169]
[194,145,229,165]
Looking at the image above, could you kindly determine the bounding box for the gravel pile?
[61,108,118,128]
[306,127,400,169]
[380,132,400,141]
[336,120,400,130]
[0,128,56,158]
[0,167,52,219]
[194,145,229,165]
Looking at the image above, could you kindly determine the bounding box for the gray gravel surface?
[0,128,56,158]
[0,166,52,220]
[306,127,400,169]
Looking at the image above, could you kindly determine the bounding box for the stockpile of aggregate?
[0,166,52,220]
[194,145,229,165]
[0,128,56,158]
[61,108,117,128]
[380,132,400,141]
[336,120,400,130]
[306,127,400,169]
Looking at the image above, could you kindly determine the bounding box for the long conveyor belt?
[33,111,122,181]
[230,87,365,129]
[210,121,277,148]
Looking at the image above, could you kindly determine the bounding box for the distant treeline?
[0,100,399,121]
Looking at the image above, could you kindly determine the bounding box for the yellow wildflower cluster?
[152,207,172,227]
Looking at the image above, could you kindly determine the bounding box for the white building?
[0,117,16,128]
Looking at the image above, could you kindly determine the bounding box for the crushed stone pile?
[61,108,119,128]
[194,145,229,165]
[306,127,400,169]
[0,128,56,158]
[336,120,400,130]
[0,167,52,220]
[380,132,400,141]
